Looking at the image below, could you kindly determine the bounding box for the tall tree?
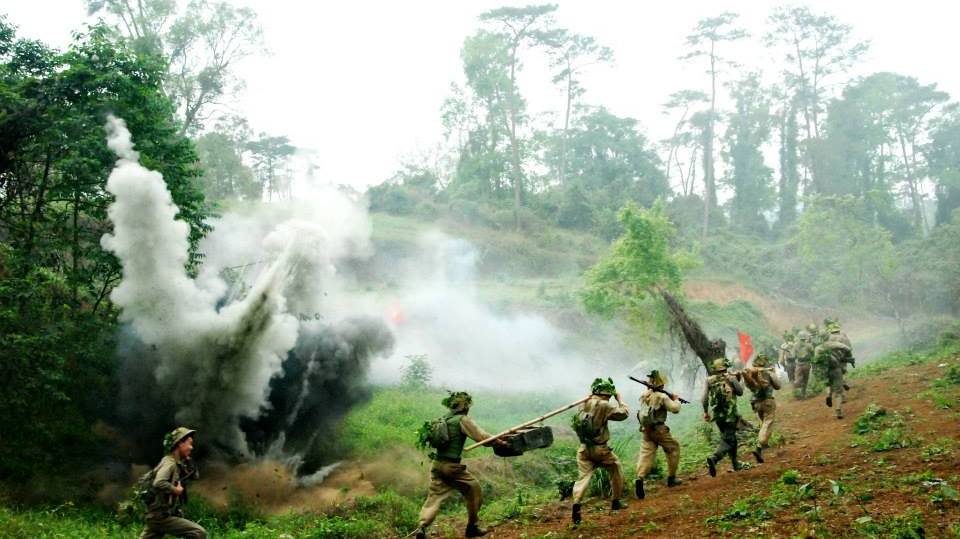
[682,12,747,241]
[723,73,774,233]
[87,0,265,135]
[479,4,561,229]
[765,6,868,193]
[247,134,295,201]
[661,90,709,197]
[547,31,612,186]
[776,91,801,228]
[928,106,960,226]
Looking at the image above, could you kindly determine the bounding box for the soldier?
[414,391,505,539]
[817,321,855,420]
[778,331,797,384]
[140,427,206,539]
[634,370,683,500]
[793,330,815,399]
[571,378,629,525]
[703,359,745,476]
[742,353,781,463]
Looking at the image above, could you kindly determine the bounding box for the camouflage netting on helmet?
[442,391,473,412]
[591,377,617,395]
[753,353,771,367]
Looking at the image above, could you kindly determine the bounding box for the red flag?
[737,331,753,364]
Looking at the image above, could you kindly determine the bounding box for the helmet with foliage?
[590,377,617,396]
[163,427,196,454]
[782,330,795,343]
[806,323,818,333]
[646,370,667,388]
[711,358,730,373]
[753,353,771,367]
[442,391,473,412]
[798,330,811,341]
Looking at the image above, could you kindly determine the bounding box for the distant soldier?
[634,370,683,499]
[793,330,815,399]
[742,353,781,463]
[778,330,797,383]
[415,392,505,539]
[571,378,629,525]
[816,321,855,420]
[703,359,745,476]
[140,427,205,539]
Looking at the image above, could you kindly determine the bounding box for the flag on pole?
[737,331,753,364]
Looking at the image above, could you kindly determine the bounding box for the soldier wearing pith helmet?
[140,427,205,539]
[634,369,683,500]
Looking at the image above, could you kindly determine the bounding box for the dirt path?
[486,358,960,538]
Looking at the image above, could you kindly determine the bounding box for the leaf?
[855,516,873,524]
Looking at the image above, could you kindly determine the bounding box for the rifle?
[629,376,690,404]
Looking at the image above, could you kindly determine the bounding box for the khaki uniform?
[779,342,796,383]
[140,455,206,539]
[418,415,491,529]
[571,396,629,503]
[793,340,814,398]
[744,369,781,447]
[635,391,681,479]
[818,337,852,418]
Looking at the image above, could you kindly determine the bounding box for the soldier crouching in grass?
[140,427,205,539]
[414,391,507,539]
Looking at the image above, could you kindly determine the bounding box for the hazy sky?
[6,1,959,189]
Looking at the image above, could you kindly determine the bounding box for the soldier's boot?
[571,503,581,525]
[465,524,488,537]
[635,478,645,499]
[752,447,764,464]
[730,447,741,471]
[706,456,717,477]
[611,499,625,511]
[414,528,426,539]
[843,383,851,391]
[826,394,833,407]
[836,406,843,420]
[666,476,682,487]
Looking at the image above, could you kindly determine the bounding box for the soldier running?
[703,359,745,476]
[140,427,205,539]
[816,320,855,419]
[571,378,629,525]
[634,370,683,499]
[742,353,781,463]
[778,330,797,383]
[793,330,815,398]
[414,391,505,539]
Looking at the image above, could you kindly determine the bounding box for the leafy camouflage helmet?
[591,377,617,396]
[806,323,818,333]
[711,358,730,373]
[753,353,771,367]
[442,391,473,412]
[798,330,811,341]
[646,370,667,388]
[163,427,197,454]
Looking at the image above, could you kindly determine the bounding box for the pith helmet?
[442,391,473,412]
[163,427,196,453]
[712,358,730,372]
[647,370,667,388]
[753,353,771,367]
[591,377,617,396]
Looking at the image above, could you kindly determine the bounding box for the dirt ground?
[482,358,960,538]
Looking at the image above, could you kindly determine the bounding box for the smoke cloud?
[102,116,392,467]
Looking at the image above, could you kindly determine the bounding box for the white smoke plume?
[102,116,391,463]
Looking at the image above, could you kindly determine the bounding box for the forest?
[1,2,959,538]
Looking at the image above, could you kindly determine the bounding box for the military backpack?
[571,408,599,444]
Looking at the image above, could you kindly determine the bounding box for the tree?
[661,90,709,197]
[582,202,684,324]
[928,106,960,225]
[765,6,868,193]
[479,4,561,229]
[87,0,265,135]
[247,134,295,201]
[547,31,612,186]
[776,90,801,228]
[195,117,258,202]
[682,13,747,241]
[723,73,774,233]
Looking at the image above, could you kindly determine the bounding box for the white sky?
[6,1,960,190]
